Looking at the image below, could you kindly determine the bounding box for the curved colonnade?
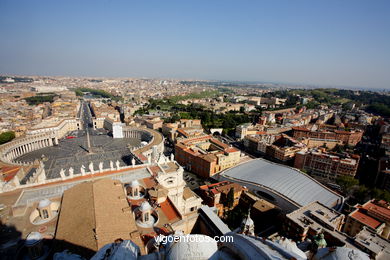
[123,127,164,163]
[0,132,58,166]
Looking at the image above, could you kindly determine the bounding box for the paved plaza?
[16,134,141,182]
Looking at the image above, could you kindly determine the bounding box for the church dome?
[38,199,51,209]
[314,247,369,260]
[130,180,140,188]
[140,201,152,211]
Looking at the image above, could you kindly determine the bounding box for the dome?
[314,247,369,260]
[166,235,218,260]
[140,201,152,211]
[90,240,139,260]
[130,180,140,188]
[275,238,306,259]
[25,232,42,246]
[38,199,51,209]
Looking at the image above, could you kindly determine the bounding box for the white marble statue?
[98,162,103,172]
[80,165,86,176]
[68,167,74,177]
[115,160,120,170]
[131,158,136,166]
[110,160,114,170]
[89,161,95,174]
[59,168,66,179]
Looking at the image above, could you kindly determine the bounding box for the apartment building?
[175,135,240,178]
[344,199,390,240]
[294,149,360,181]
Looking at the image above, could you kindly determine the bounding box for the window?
[42,209,49,219]
[144,213,149,222]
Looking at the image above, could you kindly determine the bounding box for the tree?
[336,175,359,193]
[226,187,235,209]
[0,131,16,144]
[353,186,369,203]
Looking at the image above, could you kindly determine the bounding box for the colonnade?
[0,133,58,164]
[123,129,150,140]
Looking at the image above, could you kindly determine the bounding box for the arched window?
[42,209,49,219]
[144,212,149,222]
[134,188,138,197]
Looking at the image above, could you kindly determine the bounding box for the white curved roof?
[38,198,51,208]
[222,159,343,208]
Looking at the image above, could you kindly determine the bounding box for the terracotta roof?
[142,177,157,188]
[149,166,161,176]
[225,147,239,153]
[160,198,181,221]
[350,210,382,230]
[55,179,144,257]
[210,138,229,149]
[0,166,20,182]
[363,201,390,222]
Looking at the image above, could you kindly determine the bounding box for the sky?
[0,0,389,89]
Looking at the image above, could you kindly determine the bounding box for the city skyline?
[1,0,390,89]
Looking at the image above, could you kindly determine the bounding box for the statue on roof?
[241,208,255,236]
[110,160,114,170]
[89,161,94,174]
[68,167,74,177]
[313,233,327,250]
[80,165,86,176]
[98,162,103,172]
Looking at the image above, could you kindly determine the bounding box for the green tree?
[353,186,369,203]
[336,175,359,193]
[0,131,16,144]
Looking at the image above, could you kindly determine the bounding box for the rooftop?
[222,158,343,209]
[350,210,382,230]
[354,228,390,258]
[55,179,144,257]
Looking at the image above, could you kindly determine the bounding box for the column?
[49,138,53,146]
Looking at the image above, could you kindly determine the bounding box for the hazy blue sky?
[1,0,389,88]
